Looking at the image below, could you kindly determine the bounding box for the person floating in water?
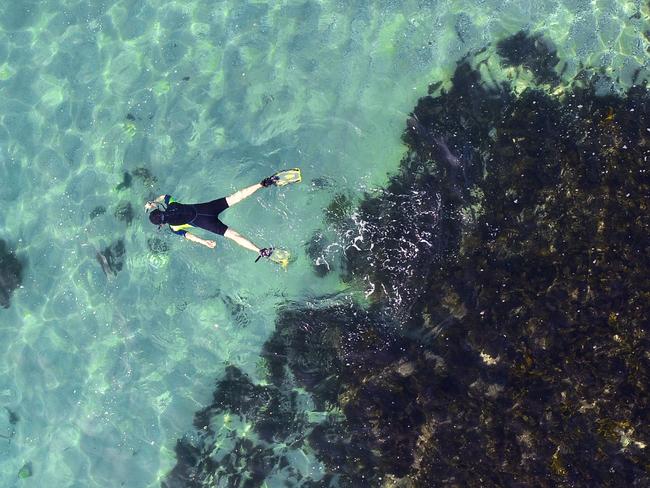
[145,169,301,264]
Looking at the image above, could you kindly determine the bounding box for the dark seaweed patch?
[305,231,330,277]
[0,240,23,309]
[132,167,157,188]
[96,239,125,277]
[0,407,18,441]
[497,31,560,85]
[115,171,132,191]
[161,366,318,488]
[89,206,106,219]
[147,237,168,254]
[114,201,134,225]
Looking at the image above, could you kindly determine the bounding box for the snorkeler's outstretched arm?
[184,232,216,249]
[225,183,263,207]
[144,195,168,212]
[224,228,260,253]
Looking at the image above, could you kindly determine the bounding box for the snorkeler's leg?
[225,183,263,207]
[224,228,261,254]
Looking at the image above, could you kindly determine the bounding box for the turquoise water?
[0,0,648,486]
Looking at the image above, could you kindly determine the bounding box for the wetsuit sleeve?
[164,195,177,205]
[170,223,191,236]
[171,227,187,236]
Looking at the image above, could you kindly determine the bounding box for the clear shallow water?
[0,0,648,486]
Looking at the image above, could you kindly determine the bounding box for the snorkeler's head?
[149,209,164,225]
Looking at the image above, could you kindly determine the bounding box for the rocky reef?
[164,31,649,486]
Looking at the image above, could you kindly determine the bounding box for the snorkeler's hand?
[261,175,279,187]
[184,233,216,249]
[144,201,157,212]
[255,247,274,262]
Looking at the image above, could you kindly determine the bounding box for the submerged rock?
[0,240,23,309]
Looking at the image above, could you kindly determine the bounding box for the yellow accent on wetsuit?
[170,222,193,233]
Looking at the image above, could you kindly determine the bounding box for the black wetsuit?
[164,195,229,236]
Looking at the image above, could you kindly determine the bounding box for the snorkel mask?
[148,209,165,229]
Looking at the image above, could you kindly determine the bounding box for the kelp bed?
[164,32,649,487]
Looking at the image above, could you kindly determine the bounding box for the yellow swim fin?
[255,247,292,269]
[272,168,301,187]
[269,249,291,269]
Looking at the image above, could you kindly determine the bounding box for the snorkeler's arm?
[225,184,263,207]
[144,195,169,212]
[223,228,261,253]
[184,232,216,249]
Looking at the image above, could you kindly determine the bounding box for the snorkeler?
[145,169,301,263]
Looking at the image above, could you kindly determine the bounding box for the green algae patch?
[375,13,407,55]
[152,79,171,96]
[0,63,15,80]
[18,462,32,479]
